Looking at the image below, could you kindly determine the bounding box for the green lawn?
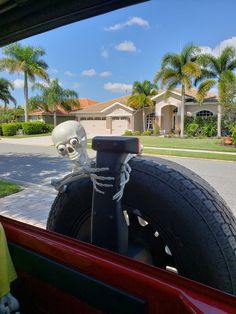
[88,137,236,161]
[0,180,22,198]
[138,137,236,153]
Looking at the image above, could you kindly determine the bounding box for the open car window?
[1,0,236,297]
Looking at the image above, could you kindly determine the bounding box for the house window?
[196,110,213,117]
[173,108,178,113]
[146,112,155,130]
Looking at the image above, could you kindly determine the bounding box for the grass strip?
[0,180,22,198]
[144,149,236,161]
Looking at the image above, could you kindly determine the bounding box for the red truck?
[1,1,236,313]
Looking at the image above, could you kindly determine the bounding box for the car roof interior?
[0,0,147,47]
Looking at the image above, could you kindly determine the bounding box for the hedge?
[22,122,48,135]
[2,123,22,136]
[0,122,54,136]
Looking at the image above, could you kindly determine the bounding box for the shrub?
[153,125,159,136]
[141,130,152,136]
[186,123,199,137]
[185,115,217,137]
[2,123,19,136]
[42,123,54,133]
[0,124,2,136]
[133,130,141,136]
[123,130,133,136]
[21,122,45,135]
[201,124,217,137]
[231,126,236,145]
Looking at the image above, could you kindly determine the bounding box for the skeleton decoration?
[51,120,132,200]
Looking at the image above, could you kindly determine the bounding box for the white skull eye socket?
[70,138,78,146]
[57,144,66,153]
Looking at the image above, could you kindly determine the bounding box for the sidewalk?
[0,186,57,229]
[0,135,53,146]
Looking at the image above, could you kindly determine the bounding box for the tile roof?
[156,88,218,103]
[74,95,131,114]
[174,88,218,102]
[29,98,98,116]
[71,98,98,110]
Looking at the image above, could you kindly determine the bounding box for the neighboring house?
[28,98,98,125]
[151,89,218,134]
[73,95,141,137]
[73,90,218,136]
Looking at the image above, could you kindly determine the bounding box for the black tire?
[47,157,236,295]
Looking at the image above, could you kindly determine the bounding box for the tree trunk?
[53,111,57,127]
[180,85,185,137]
[217,103,222,138]
[24,72,28,122]
[142,108,146,132]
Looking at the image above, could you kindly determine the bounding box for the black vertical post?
[91,137,139,254]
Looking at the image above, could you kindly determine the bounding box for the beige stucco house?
[73,89,218,136]
[151,89,218,134]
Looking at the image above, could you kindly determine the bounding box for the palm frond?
[161,53,181,70]
[182,61,201,78]
[219,46,236,71]
[181,44,201,64]
[196,80,216,104]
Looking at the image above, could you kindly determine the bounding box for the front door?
[172,114,176,130]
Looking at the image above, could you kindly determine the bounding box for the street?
[0,142,236,217]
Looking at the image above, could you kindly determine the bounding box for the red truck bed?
[1,215,236,314]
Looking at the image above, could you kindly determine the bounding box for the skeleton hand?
[113,154,133,201]
[89,172,114,194]
[81,166,114,194]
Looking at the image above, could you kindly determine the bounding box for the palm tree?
[154,44,201,137]
[127,80,158,131]
[0,78,16,108]
[0,43,49,122]
[195,46,236,137]
[29,79,78,126]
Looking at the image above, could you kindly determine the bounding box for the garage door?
[80,119,107,136]
[112,117,129,135]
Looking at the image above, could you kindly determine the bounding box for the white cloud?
[200,36,236,56]
[65,71,76,77]
[34,79,62,88]
[35,80,49,87]
[105,16,149,31]
[81,69,96,76]
[115,40,138,52]
[99,71,112,77]
[101,47,109,58]
[73,82,80,88]
[12,79,25,89]
[49,68,59,74]
[104,82,132,93]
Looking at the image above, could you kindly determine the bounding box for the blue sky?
[1,0,236,106]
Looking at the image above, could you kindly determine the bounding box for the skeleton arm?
[51,168,86,192]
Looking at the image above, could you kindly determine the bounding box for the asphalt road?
[0,143,235,215]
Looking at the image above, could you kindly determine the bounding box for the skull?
[52,120,88,164]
